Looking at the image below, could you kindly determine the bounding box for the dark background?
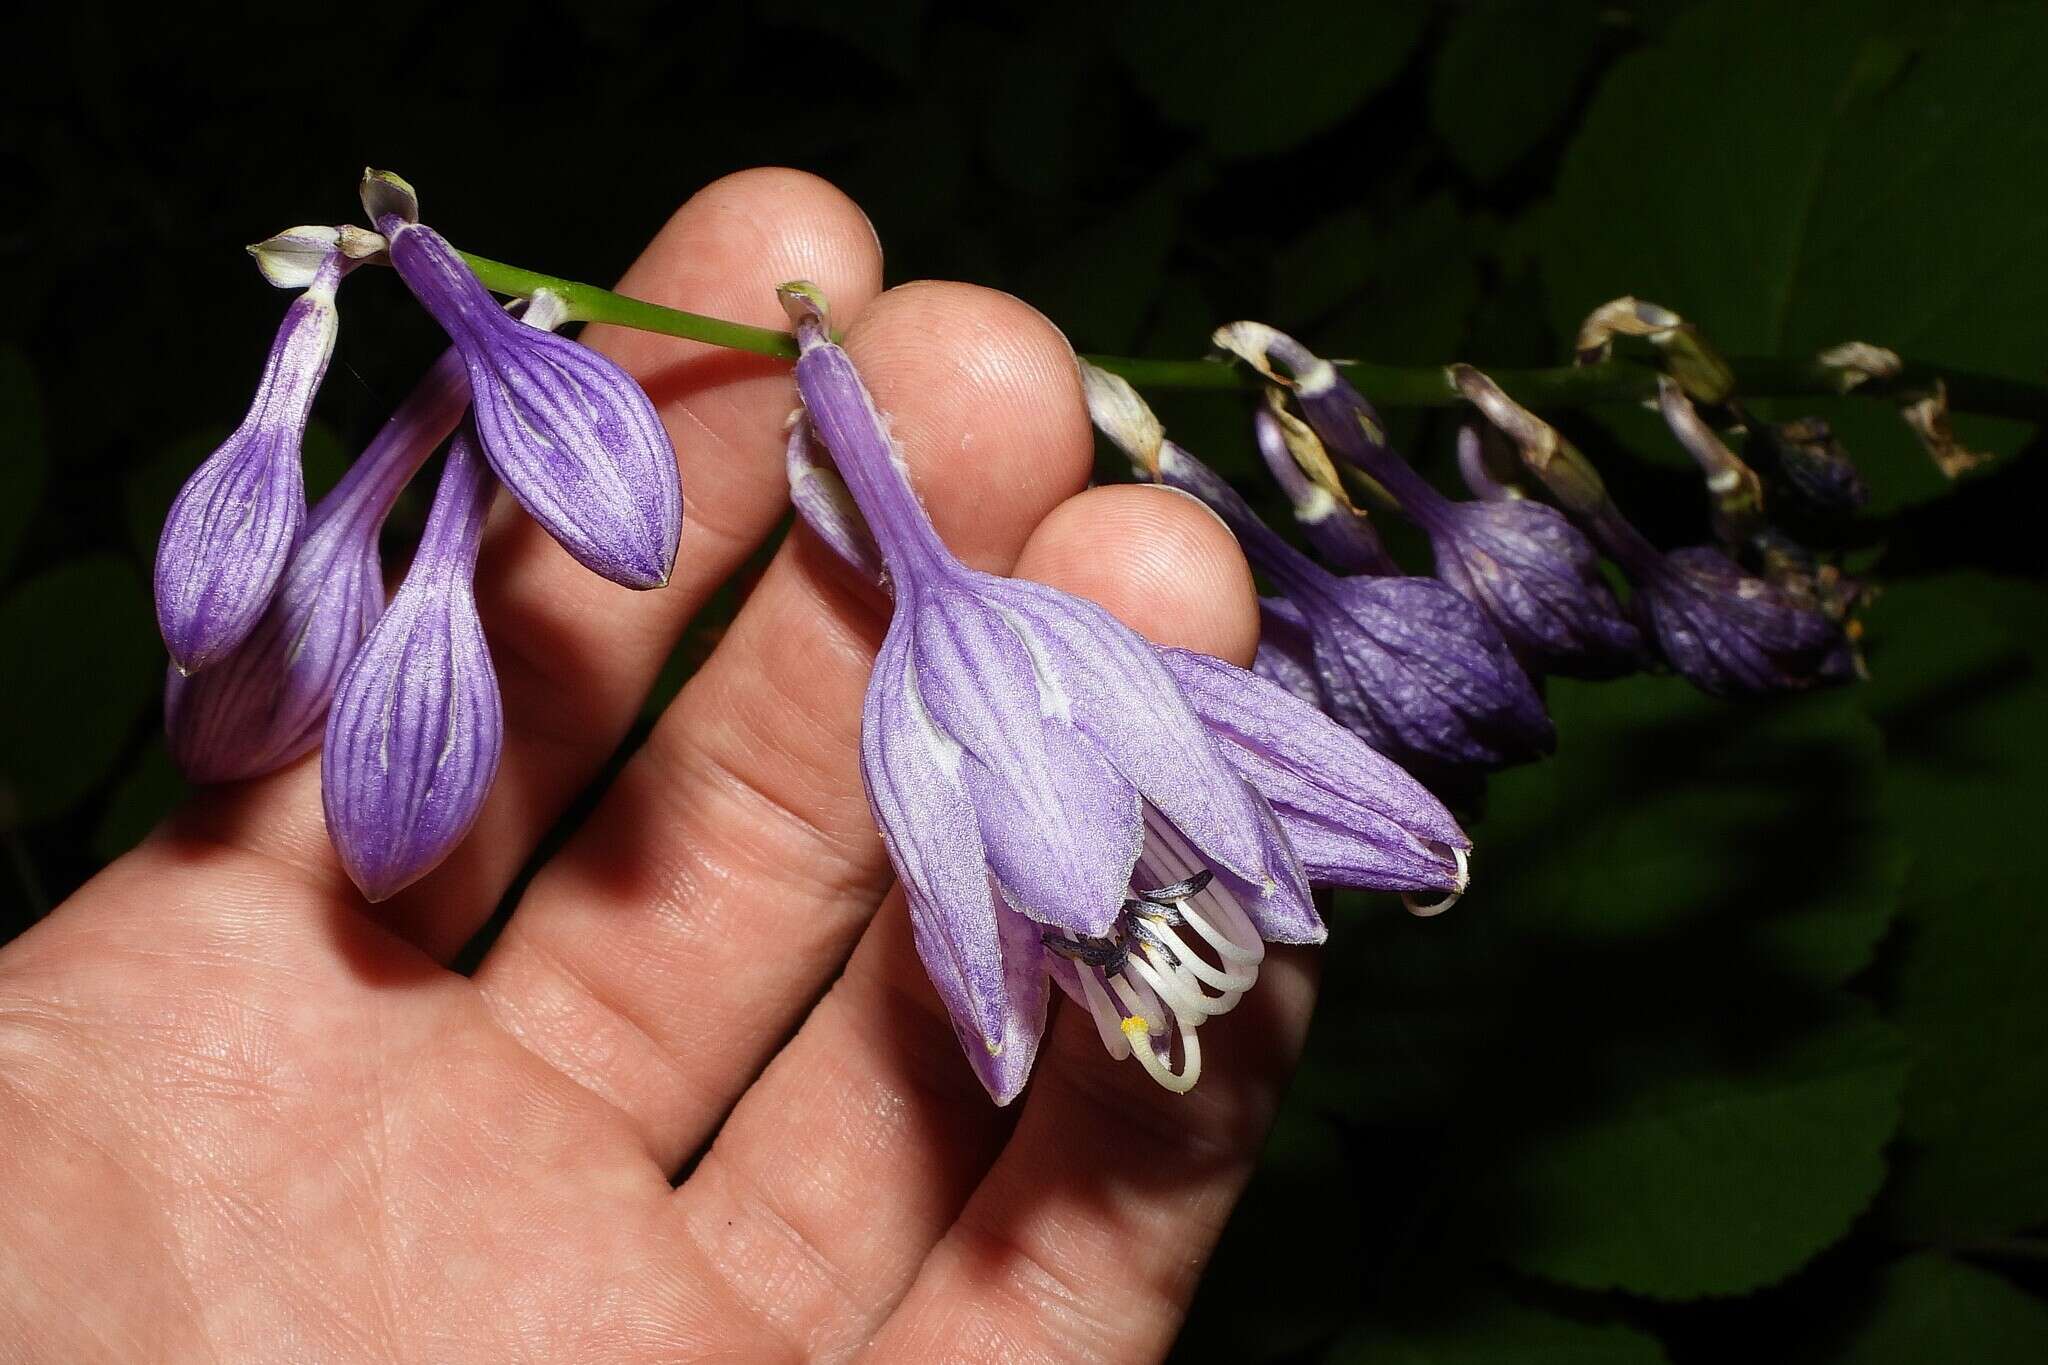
[5,1,2047,1359]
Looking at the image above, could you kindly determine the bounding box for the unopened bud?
[1817,342,1902,392]
[1656,378,1764,547]
[247,226,343,290]
[1077,361,1166,476]
[359,168,419,229]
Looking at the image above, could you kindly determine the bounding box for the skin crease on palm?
[0,169,1321,1364]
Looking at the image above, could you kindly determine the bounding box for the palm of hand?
[0,171,1310,1364]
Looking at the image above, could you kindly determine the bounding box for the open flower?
[322,423,503,902]
[166,350,470,782]
[365,169,682,590]
[155,248,347,673]
[1216,324,1642,679]
[784,393,1469,912]
[788,283,1447,1102]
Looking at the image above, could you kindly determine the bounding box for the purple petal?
[862,627,1045,1103]
[155,256,343,672]
[1637,545,1842,696]
[786,415,884,584]
[322,427,502,901]
[385,224,680,589]
[1430,498,1643,679]
[1254,597,1323,706]
[907,584,1143,937]
[983,575,1290,900]
[1157,645,1468,894]
[167,350,469,782]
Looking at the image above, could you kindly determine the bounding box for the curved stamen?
[1403,845,1470,917]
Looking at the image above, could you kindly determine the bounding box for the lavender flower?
[1217,324,1642,679]
[783,389,1468,917]
[365,170,682,590]
[155,249,345,673]
[786,283,1354,1102]
[1084,364,1552,790]
[166,350,470,782]
[322,424,503,902]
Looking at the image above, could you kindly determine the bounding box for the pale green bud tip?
[246,225,342,289]
[359,168,419,229]
[1077,362,1165,476]
[777,279,829,325]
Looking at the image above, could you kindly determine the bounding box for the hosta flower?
[322,424,503,901]
[784,389,1469,909]
[364,169,682,590]
[1084,364,1552,792]
[785,283,1466,1102]
[155,247,346,673]
[1629,544,1848,697]
[1216,324,1642,679]
[165,349,470,782]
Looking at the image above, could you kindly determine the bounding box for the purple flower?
[784,379,1469,916]
[365,170,681,590]
[1217,324,1642,679]
[786,282,1355,1102]
[1118,424,1553,790]
[322,423,503,902]
[155,250,346,673]
[1452,366,1847,698]
[166,350,470,782]
[1630,545,1846,697]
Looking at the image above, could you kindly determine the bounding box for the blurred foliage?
[2,0,2044,1358]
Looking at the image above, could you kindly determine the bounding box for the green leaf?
[1884,876,2048,1242]
[1858,573,2048,891]
[1479,675,1905,988]
[93,741,186,862]
[1482,1000,1907,1297]
[0,349,47,582]
[0,556,160,825]
[1821,1254,2048,1365]
[1430,0,1606,182]
[1328,1298,1668,1364]
[1117,0,1428,159]
[1540,2,2048,511]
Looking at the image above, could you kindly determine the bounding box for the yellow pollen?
[1120,1015,1151,1039]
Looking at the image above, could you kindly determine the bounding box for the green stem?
[461,251,799,359]
[458,251,2048,423]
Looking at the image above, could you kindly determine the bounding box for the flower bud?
[378,210,681,589]
[155,251,345,673]
[165,350,469,781]
[1252,398,1397,575]
[1759,417,1869,514]
[322,426,503,901]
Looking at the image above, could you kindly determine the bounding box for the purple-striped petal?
[322,426,502,901]
[166,350,469,782]
[155,253,344,672]
[381,216,680,589]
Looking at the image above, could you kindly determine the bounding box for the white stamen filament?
[1061,818,1274,1095]
[1403,844,1470,918]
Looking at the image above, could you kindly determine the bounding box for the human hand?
[0,169,1313,1363]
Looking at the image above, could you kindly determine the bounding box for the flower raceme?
[783,282,1468,1102]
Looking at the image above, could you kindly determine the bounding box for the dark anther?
[1135,870,1213,907]
[1042,930,1128,975]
